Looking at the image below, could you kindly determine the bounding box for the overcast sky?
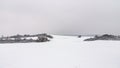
[0,0,120,35]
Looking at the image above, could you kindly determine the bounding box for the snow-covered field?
[0,35,120,68]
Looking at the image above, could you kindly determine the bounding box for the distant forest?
[83,34,120,41]
[0,33,53,43]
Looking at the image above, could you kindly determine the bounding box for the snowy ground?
[0,35,120,68]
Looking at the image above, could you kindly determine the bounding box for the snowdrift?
[0,35,120,68]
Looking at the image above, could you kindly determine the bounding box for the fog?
[0,0,120,35]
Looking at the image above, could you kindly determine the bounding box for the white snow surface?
[0,35,120,68]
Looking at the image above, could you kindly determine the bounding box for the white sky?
[0,0,120,35]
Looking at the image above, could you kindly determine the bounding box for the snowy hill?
[0,35,120,68]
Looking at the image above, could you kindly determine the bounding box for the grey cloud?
[0,0,120,35]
